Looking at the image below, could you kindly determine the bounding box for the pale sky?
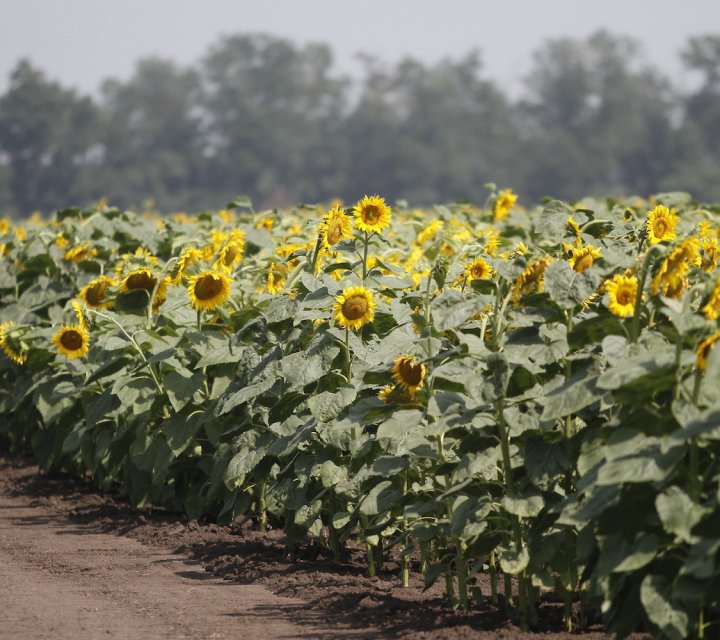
[1,0,718,98]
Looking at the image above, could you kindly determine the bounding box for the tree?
[93,58,204,210]
[200,34,348,207]
[0,59,99,216]
[519,31,676,200]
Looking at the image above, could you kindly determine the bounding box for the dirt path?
[0,482,375,640]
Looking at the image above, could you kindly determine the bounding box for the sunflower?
[353,195,392,234]
[266,263,288,295]
[493,189,517,221]
[650,237,700,298]
[173,246,204,284]
[0,321,26,365]
[333,286,376,331]
[465,257,494,281]
[604,274,638,318]
[700,235,720,273]
[703,280,720,321]
[187,270,232,311]
[51,324,90,359]
[63,244,97,263]
[78,275,116,309]
[646,205,679,245]
[568,244,602,273]
[71,300,89,331]
[696,331,720,371]
[512,256,552,299]
[416,219,443,246]
[121,268,169,308]
[214,231,246,272]
[391,354,426,395]
[321,205,353,248]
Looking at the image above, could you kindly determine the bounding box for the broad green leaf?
[308,386,357,422]
[431,289,485,332]
[640,575,688,640]
[502,493,544,518]
[543,260,600,309]
[358,480,403,516]
[498,545,530,575]
[655,486,708,543]
[164,369,203,412]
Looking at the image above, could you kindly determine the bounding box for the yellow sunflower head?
[71,300,90,331]
[333,286,376,331]
[63,244,98,263]
[702,280,720,321]
[120,268,169,309]
[214,231,246,271]
[78,275,116,309]
[465,257,494,281]
[353,195,392,234]
[416,219,444,246]
[321,205,354,248]
[391,354,426,395]
[512,256,552,299]
[568,244,602,273]
[187,270,232,311]
[266,262,288,295]
[650,237,699,298]
[604,274,638,318]
[51,324,90,359]
[173,246,204,283]
[493,189,518,221]
[696,331,720,371]
[0,321,27,365]
[646,204,679,245]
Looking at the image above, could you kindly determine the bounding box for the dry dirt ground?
[0,454,631,640]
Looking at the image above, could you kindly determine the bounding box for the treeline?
[2,30,720,216]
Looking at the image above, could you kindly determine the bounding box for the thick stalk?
[257,481,267,532]
[457,542,469,612]
[489,552,498,604]
[360,514,376,578]
[361,231,370,281]
[344,328,352,382]
[629,244,664,342]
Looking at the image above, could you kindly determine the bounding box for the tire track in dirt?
[0,491,379,640]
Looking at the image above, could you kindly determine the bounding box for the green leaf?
[163,411,202,456]
[308,386,357,422]
[376,409,423,440]
[370,456,410,477]
[115,289,150,313]
[541,368,602,421]
[498,546,530,575]
[164,369,203,412]
[655,486,708,544]
[502,493,544,518]
[568,315,625,351]
[597,350,675,390]
[431,289,485,332]
[543,260,599,309]
[358,480,403,516]
[611,535,659,573]
[280,340,339,390]
[640,575,688,640]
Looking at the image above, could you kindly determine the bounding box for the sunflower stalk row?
[1,190,720,637]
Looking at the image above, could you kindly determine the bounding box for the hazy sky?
[1,0,718,98]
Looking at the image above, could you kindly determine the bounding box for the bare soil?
[0,454,628,639]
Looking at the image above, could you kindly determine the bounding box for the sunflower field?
[1,190,720,638]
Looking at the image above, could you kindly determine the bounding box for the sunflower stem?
[344,328,352,382]
[309,233,324,276]
[630,244,664,342]
[362,231,369,281]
